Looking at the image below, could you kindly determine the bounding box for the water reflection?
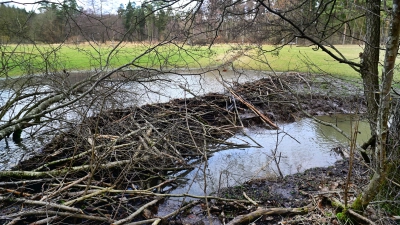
[0,70,269,170]
[316,114,371,145]
[171,116,370,197]
[1,71,370,188]
[0,69,269,169]
[124,69,268,105]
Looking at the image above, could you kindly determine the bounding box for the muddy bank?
[157,158,397,225]
[0,74,374,225]
[213,159,370,224]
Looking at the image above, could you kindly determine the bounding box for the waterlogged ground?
[164,116,370,196]
[2,72,396,225]
[156,116,372,222]
[161,159,373,225]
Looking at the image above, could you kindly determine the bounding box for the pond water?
[162,115,370,197]
[0,70,370,196]
[0,69,267,169]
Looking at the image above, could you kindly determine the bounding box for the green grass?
[1,43,399,80]
[1,43,220,76]
[235,45,363,78]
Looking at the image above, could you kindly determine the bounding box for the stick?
[151,219,161,225]
[41,173,90,201]
[0,159,134,179]
[227,205,313,225]
[0,196,83,213]
[108,190,259,204]
[218,79,278,129]
[125,200,200,225]
[330,197,376,225]
[348,209,376,225]
[0,179,52,186]
[0,187,31,197]
[63,186,115,206]
[0,210,112,222]
[29,216,59,225]
[112,199,160,225]
[243,192,258,206]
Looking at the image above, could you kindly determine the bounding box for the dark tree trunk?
[360,0,380,138]
[353,0,400,211]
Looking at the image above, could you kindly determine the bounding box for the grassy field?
[235,45,363,78]
[1,43,397,80]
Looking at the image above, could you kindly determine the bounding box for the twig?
[29,216,59,225]
[331,197,376,225]
[0,179,52,186]
[33,127,147,172]
[63,186,115,206]
[151,219,161,225]
[243,192,258,206]
[5,217,21,225]
[145,179,176,192]
[226,204,314,225]
[125,200,200,225]
[348,209,376,225]
[41,173,90,201]
[112,198,160,225]
[0,196,83,213]
[109,190,259,203]
[0,187,31,197]
[0,210,112,222]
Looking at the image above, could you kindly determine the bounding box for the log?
[227,205,313,225]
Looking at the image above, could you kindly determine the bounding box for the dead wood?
[125,200,200,225]
[40,173,90,201]
[0,187,32,197]
[330,197,377,225]
[0,210,112,223]
[112,198,160,225]
[0,75,366,225]
[0,196,83,213]
[219,79,279,129]
[226,205,314,225]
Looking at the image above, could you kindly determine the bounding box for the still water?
[0,70,369,189]
[168,115,370,197]
[0,70,267,169]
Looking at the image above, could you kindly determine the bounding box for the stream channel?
[0,70,369,214]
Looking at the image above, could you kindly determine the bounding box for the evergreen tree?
[123,1,135,41]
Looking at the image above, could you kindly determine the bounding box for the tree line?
[0,0,171,44]
[0,0,391,45]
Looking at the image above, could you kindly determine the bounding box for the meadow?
[1,43,397,80]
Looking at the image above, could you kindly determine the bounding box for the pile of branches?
[0,74,365,224]
[232,74,365,122]
[0,90,253,224]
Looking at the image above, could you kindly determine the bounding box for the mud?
[173,158,396,225]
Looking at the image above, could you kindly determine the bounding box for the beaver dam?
[0,74,366,224]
